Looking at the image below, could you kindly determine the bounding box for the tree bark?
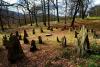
[47,0,50,28]
[56,0,59,23]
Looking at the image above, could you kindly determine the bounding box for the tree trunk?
[22,9,27,25]
[47,0,50,28]
[71,4,79,29]
[65,0,67,24]
[56,0,59,23]
[42,0,46,26]
[33,4,38,27]
[17,7,21,27]
[0,0,4,31]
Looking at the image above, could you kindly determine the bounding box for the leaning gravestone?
[57,36,60,42]
[75,25,90,57]
[8,35,24,63]
[61,36,67,48]
[30,40,37,52]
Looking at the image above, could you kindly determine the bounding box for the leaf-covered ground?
[0,19,100,67]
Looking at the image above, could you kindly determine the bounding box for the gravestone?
[15,31,19,37]
[50,27,53,31]
[57,36,60,42]
[40,27,44,33]
[61,36,67,48]
[10,33,13,37]
[38,36,43,44]
[19,35,22,40]
[23,36,29,44]
[8,35,24,63]
[75,31,78,38]
[24,30,28,37]
[2,35,8,49]
[30,40,37,52]
[75,25,90,57]
[33,28,35,34]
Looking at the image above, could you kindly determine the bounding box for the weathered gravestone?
[10,33,13,37]
[61,36,67,48]
[15,31,19,37]
[23,36,29,44]
[75,25,90,57]
[75,31,79,38]
[40,27,44,33]
[15,31,22,40]
[19,35,22,40]
[38,36,43,44]
[2,35,8,49]
[50,27,53,31]
[33,28,35,34]
[57,36,60,43]
[30,40,37,52]
[24,30,28,37]
[47,26,51,30]
[8,35,24,63]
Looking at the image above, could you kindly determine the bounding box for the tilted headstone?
[61,36,67,48]
[57,36,60,42]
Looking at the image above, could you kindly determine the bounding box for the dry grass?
[0,19,100,67]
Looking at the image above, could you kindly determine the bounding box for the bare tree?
[17,6,21,26]
[0,0,4,31]
[65,0,67,24]
[47,0,50,28]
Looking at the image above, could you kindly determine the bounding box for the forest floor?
[0,19,100,67]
